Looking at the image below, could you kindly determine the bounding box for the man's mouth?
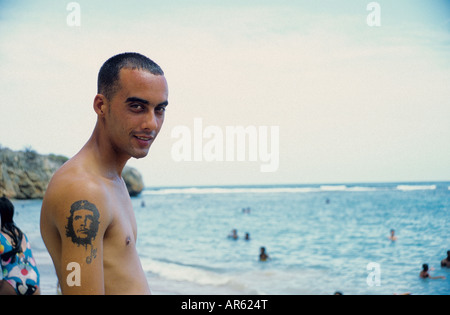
[134,134,155,146]
[135,136,153,141]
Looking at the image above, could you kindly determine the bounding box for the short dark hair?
[97,52,164,100]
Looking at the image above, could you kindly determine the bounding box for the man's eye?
[130,104,144,111]
[156,106,166,113]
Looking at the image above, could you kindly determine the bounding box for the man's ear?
[93,94,107,117]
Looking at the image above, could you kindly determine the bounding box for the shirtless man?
[40,53,169,295]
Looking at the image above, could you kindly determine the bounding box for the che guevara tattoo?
[65,200,100,264]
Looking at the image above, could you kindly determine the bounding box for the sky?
[1,0,449,187]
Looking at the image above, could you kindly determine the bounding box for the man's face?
[105,68,169,159]
[73,209,95,240]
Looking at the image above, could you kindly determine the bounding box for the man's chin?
[132,148,151,159]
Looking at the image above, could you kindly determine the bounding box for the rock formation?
[0,147,145,199]
[122,166,145,197]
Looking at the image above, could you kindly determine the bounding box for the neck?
[84,122,130,180]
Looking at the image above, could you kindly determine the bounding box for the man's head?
[98,52,164,101]
[94,53,169,159]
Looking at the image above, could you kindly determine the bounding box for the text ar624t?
[181,299,268,312]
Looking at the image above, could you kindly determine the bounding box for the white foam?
[142,258,231,287]
[143,185,383,196]
[396,185,436,191]
[142,258,318,295]
[319,185,347,191]
[143,184,443,196]
[143,187,316,195]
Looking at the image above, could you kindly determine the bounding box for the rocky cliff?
[0,147,145,199]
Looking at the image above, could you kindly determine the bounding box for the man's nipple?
[126,236,131,246]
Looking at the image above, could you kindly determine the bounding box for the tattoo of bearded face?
[66,200,100,264]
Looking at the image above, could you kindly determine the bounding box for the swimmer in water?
[420,264,445,280]
[388,229,398,241]
[259,247,269,262]
[228,229,238,240]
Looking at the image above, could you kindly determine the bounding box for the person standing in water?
[259,247,269,262]
[388,229,397,241]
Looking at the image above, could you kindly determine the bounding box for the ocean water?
[10,182,450,295]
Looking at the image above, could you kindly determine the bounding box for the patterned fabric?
[0,233,40,295]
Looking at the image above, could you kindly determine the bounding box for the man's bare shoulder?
[47,157,99,190]
[46,159,97,198]
[42,157,112,226]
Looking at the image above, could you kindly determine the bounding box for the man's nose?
[142,111,158,131]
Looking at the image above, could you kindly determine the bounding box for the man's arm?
[49,181,111,295]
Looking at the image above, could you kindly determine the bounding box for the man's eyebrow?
[126,97,168,107]
[157,100,169,107]
[125,97,150,105]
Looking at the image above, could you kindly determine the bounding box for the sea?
[10,181,450,295]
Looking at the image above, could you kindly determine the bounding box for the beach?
[12,182,450,295]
